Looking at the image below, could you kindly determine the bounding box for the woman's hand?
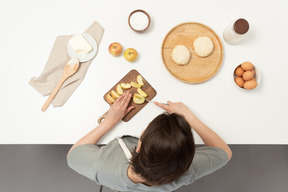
[67,92,134,156]
[105,92,135,124]
[154,101,195,120]
[154,101,232,161]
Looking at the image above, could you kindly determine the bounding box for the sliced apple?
[111,90,120,99]
[137,88,147,97]
[130,82,141,88]
[121,83,132,89]
[133,93,145,104]
[136,75,144,86]
[116,84,123,95]
[106,94,115,104]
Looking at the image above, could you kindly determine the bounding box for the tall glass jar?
[223,18,249,45]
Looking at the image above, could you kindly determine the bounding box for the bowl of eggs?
[234,61,260,90]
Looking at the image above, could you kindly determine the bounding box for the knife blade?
[145,99,168,105]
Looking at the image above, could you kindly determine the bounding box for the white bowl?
[233,63,261,90]
[128,9,151,32]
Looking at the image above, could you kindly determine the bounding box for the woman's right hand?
[155,101,232,161]
[154,101,196,119]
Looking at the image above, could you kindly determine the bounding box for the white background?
[0,0,287,144]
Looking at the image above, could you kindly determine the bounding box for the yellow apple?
[133,93,145,104]
[116,84,123,95]
[130,82,141,88]
[136,75,144,86]
[109,42,122,56]
[111,90,120,99]
[124,48,138,62]
[137,88,147,97]
[121,83,132,89]
[106,94,115,104]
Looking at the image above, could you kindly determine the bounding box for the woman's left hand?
[105,92,135,124]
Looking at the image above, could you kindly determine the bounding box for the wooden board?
[103,69,157,122]
[161,22,224,83]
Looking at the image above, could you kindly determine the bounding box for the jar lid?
[234,19,249,34]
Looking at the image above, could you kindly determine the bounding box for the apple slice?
[130,82,141,88]
[133,93,145,104]
[106,94,115,104]
[121,83,132,89]
[116,84,123,95]
[111,90,120,99]
[137,88,147,97]
[136,75,144,86]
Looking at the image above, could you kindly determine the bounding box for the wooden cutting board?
[162,22,223,83]
[102,69,157,122]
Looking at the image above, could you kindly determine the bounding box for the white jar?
[223,18,249,45]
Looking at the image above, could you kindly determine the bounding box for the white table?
[1,0,288,144]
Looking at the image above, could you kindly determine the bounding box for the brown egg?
[242,71,254,81]
[243,79,257,89]
[235,77,244,88]
[241,62,254,71]
[235,66,244,77]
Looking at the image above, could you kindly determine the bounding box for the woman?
[67,92,232,192]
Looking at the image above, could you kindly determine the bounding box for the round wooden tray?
[161,22,223,83]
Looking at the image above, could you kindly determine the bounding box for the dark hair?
[130,113,195,185]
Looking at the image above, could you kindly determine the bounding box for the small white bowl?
[233,63,261,90]
[128,9,151,32]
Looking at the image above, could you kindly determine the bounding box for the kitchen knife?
[145,99,168,105]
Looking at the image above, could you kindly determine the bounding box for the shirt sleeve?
[67,144,102,181]
[191,146,229,180]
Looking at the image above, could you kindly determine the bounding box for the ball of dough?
[193,37,214,57]
[171,45,191,65]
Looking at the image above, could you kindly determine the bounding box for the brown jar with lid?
[223,18,249,45]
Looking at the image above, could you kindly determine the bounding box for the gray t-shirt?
[67,136,228,192]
